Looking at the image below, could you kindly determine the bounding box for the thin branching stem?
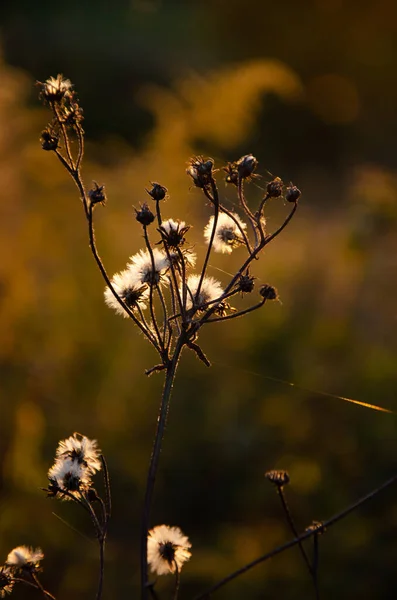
[155,200,185,321]
[140,336,186,600]
[237,177,259,247]
[277,486,318,599]
[195,178,219,303]
[198,202,298,326]
[14,576,56,600]
[173,564,181,600]
[206,298,266,323]
[193,471,397,599]
[202,186,252,254]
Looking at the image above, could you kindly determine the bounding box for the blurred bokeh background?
[0,1,397,598]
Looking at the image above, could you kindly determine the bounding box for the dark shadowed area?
[0,1,397,598]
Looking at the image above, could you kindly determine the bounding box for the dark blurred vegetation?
[1,1,397,598]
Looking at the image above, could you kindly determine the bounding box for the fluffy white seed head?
[105,269,149,317]
[48,457,91,500]
[204,212,247,254]
[6,546,44,571]
[128,249,168,286]
[147,525,191,575]
[55,432,101,474]
[185,275,224,311]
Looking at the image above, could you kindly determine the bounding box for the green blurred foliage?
[0,2,397,598]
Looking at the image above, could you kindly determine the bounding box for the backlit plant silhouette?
[1,72,393,600]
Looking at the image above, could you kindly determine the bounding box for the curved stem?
[193,471,397,599]
[14,576,56,600]
[277,487,318,598]
[195,178,219,304]
[140,336,186,599]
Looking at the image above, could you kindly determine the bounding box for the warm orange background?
[0,1,397,598]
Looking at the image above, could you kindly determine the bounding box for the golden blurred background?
[0,1,397,598]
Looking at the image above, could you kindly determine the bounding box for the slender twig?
[237,177,259,247]
[101,454,112,525]
[155,200,185,321]
[198,202,298,326]
[206,299,266,323]
[140,336,186,600]
[143,225,165,352]
[195,178,219,304]
[202,186,252,254]
[14,576,56,600]
[277,486,318,598]
[193,471,397,599]
[173,564,181,600]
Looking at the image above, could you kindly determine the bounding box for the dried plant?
[1,73,391,600]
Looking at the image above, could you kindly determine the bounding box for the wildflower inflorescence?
[38,74,301,599]
[147,525,192,576]
[46,432,102,500]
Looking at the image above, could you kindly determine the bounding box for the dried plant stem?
[193,471,397,599]
[173,564,181,600]
[195,179,219,303]
[140,337,185,599]
[14,576,56,600]
[276,487,319,599]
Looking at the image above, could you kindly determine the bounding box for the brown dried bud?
[238,271,255,294]
[88,182,106,206]
[265,470,290,487]
[259,284,278,300]
[285,184,301,203]
[237,154,258,179]
[41,129,59,151]
[223,162,239,186]
[267,177,283,198]
[305,521,326,535]
[187,157,214,188]
[135,203,155,226]
[146,182,167,201]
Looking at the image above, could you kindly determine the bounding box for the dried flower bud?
[305,521,326,535]
[265,469,290,487]
[223,162,239,186]
[88,182,106,206]
[237,154,258,179]
[259,284,278,300]
[238,270,255,294]
[285,184,301,203]
[41,129,59,151]
[86,488,100,503]
[146,182,167,201]
[267,177,283,198]
[187,156,214,188]
[135,203,155,226]
[159,219,190,248]
[38,74,73,104]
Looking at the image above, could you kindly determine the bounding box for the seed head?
[187,156,214,188]
[265,469,290,487]
[38,74,72,104]
[6,546,44,572]
[135,203,155,226]
[223,162,239,186]
[285,184,301,203]
[147,525,192,576]
[146,182,167,201]
[159,219,190,248]
[88,182,106,206]
[238,270,255,294]
[305,521,326,535]
[237,154,258,179]
[266,177,284,198]
[259,284,278,300]
[41,128,59,151]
